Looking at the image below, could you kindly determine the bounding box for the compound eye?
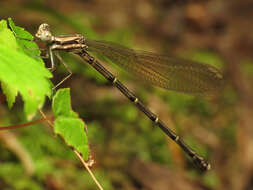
[36,23,52,42]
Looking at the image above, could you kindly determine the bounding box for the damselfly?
[35,23,224,171]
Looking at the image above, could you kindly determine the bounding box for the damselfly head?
[35,23,53,42]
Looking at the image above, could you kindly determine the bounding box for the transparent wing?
[86,39,224,96]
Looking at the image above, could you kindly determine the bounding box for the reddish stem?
[0,117,55,130]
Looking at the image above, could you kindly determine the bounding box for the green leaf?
[0,19,52,119]
[1,81,18,108]
[8,18,43,62]
[52,88,89,160]
[0,19,18,49]
[54,117,89,160]
[52,87,77,118]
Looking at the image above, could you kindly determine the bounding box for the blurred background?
[0,0,253,189]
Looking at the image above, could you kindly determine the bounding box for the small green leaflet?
[52,88,89,161]
[0,18,52,119]
[8,18,44,64]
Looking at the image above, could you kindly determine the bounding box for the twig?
[39,109,104,190]
[0,117,54,130]
[74,150,104,190]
